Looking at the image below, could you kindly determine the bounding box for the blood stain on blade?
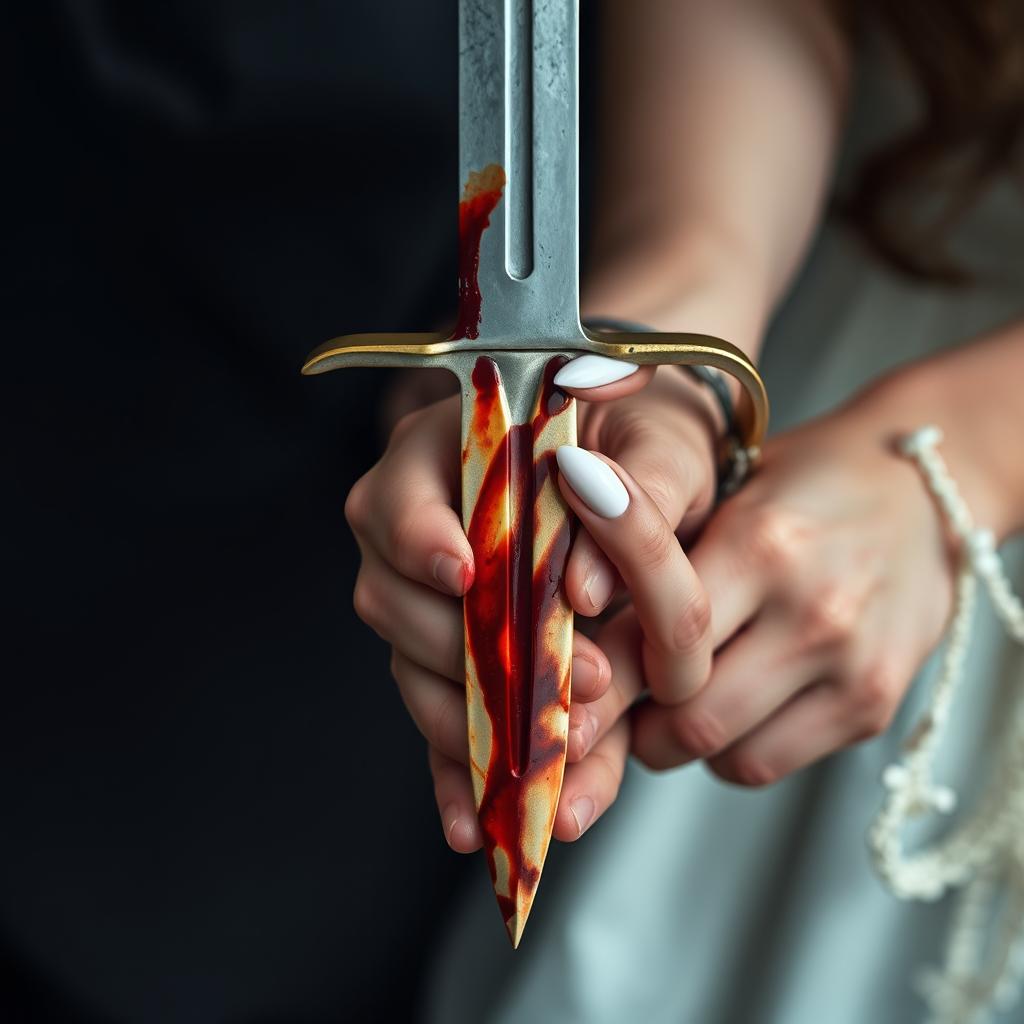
[453,164,506,340]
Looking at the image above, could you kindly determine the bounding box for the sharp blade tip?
[505,913,527,949]
[504,891,538,949]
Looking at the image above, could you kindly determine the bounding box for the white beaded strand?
[868,425,1024,1024]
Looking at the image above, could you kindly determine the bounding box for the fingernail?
[583,707,599,754]
[553,354,639,389]
[442,802,460,846]
[556,446,630,519]
[582,559,615,611]
[571,654,600,693]
[569,795,596,837]
[568,704,599,758]
[432,553,468,595]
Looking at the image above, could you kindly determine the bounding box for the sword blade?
[460,351,576,946]
[459,0,586,347]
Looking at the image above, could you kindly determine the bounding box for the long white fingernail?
[556,446,630,518]
[553,354,639,389]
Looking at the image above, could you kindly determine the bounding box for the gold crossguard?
[302,330,768,452]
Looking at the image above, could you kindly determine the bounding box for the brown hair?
[840,0,1024,281]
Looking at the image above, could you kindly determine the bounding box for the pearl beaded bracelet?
[869,426,1024,1024]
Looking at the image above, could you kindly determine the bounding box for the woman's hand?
[344,360,722,850]
[616,389,959,786]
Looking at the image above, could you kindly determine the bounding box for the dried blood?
[453,165,506,340]
[464,355,572,927]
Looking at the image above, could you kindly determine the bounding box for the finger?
[566,377,713,615]
[429,745,482,853]
[392,651,469,764]
[706,684,847,787]
[354,548,464,681]
[630,616,824,770]
[565,528,620,617]
[393,631,611,769]
[568,608,645,762]
[597,397,712,529]
[553,717,630,842]
[556,446,712,704]
[553,355,655,402]
[570,632,613,703]
[709,659,905,786]
[688,509,774,650]
[345,396,475,597]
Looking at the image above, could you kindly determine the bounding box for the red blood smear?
[453,185,505,340]
[465,355,572,925]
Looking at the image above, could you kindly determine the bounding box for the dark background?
[0,2,568,1020]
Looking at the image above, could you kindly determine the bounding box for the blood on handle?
[464,355,572,927]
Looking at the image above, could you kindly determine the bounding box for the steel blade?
[459,0,587,347]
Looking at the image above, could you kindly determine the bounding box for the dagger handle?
[460,351,576,946]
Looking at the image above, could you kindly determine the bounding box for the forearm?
[849,319,1024,541]
[582,0,850,359]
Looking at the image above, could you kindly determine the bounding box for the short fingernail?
[556,446,630,519]
[569,795,596,837]
[582,559,615,611]
[432,553,468,595]
[553,354,639,389]
[442,802,461,847]
[568,704,599,758]
[582,707,599,754]
[572,653,600,692]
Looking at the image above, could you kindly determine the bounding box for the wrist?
[581,226,771,368]
[844,362,1024,543]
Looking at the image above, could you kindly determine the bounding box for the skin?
[346,367,721,847]
[346,0,1024,851]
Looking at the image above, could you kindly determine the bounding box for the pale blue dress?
[425,49,1024,1024]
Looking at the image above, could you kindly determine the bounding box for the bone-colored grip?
[461,353,576,948]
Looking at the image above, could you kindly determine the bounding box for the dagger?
[304,0,768,947]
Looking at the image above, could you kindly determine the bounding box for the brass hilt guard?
[302,330,768,453]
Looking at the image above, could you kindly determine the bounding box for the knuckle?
[747,506,808,572]
[709,753,778,789]
[344,475,372,533]
[671,590,712,657]
[430,688,465,753]
[589,748,625,800]
[670,708,725,759]
[389,408,424,445]
[585,737,622,798]
[850,662,901,737]
[633,514,675,571]
[632,462,676,523]
[604,409,657,454]
[802,584,859,648]
[352,576,386,637]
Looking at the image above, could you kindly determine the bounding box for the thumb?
[563,379,715,617]
[553,354,656,402]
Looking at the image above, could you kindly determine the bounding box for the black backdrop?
[2,3,502,1021]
